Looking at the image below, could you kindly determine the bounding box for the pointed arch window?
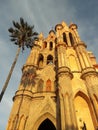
[63,32,68,45]
[38,118,56,130]
[37,79,44,92]
[69,33,74,46]
[46,79,51,91]
[38,54,44,68]
[47,55,53,64]
[69,54,78,71]
[49,42,53,50]
[43,41,47,49]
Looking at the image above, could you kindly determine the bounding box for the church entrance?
[38,118,56,130]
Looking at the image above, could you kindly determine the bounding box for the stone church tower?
[6,21,98,130]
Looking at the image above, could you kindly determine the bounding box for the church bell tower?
[6,21,98,130]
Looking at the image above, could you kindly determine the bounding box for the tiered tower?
[6,21,98,130]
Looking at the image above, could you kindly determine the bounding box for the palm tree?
[0,17,38,102]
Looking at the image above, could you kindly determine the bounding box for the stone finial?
[62,21,69,30]
[55,23,63,31]
[62,21,68,27]
[38,32,44,40]
[49,29,55,35]
[69,22,78,29]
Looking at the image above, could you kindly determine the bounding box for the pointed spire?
[62,21,69,30]
[61,21,68,27]
[38,32,44,40]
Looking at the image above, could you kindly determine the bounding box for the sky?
[0,0,98,129]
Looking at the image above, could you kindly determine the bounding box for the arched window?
[69,33,74,46]
[49,42,53,50]
[63,32,68,45]
[38,54,44,68]
[46,79,51,91]
[47,55,53,64]
[37,79,44,92]
[43,41,47,49]
[69,54,78,71]
[38,119,56,130]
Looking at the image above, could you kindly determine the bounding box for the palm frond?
[33,37,39,40]
[14,22,20,29]
[8,28,14,33]
[10,34,17,38]
[32,32,38,35]
[10,38,16,41]
[13,21,16,27]
[8,17,39,50]
[20,17,25,28]
[24,22,28,29]
[14,42,18,45]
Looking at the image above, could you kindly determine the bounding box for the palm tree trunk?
[0,47,21,102]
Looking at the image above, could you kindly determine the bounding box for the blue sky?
[0,0,98,129]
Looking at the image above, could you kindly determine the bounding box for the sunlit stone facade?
[6,21,98,130]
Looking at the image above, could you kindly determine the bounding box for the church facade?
[6,21,98,130]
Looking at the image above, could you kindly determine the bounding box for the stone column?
[70,23,92,69]
[57,66,77,130]
[74,41,93,69]
[69,23,81,43]
[81,67,98,123]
